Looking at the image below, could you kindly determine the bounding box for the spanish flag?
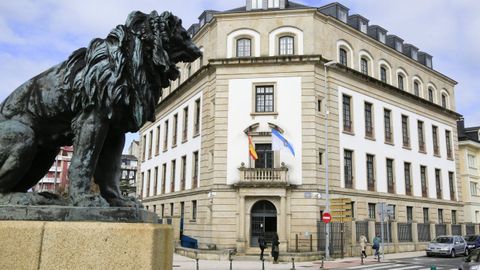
[248,135,258,160]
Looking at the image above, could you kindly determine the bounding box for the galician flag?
[248,135,258,160]
[271,128,295,157]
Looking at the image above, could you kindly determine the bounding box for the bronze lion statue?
[0,11,201,207]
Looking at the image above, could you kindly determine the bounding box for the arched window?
[428,87,434,102]
[441,93,448,108]
[236,38,251,57]
[398,74,405,90]
[380,67,387,83]
[414,81,420,96]
[360,58,368,75]
[279,36,294,55]
[339,48,348,66]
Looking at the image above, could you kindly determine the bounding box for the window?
[317,98,322,112]
[180,155,186,191]
[418,121,425,152]
[404,162,412,196]
[268,0,280,8]
[359,21,367,33]
[368,203,376,219]
[449,172,455,200]
[142,135,147,161]
[432,126,439,156]
[187,64,191,77]
[384,109,392,143]
[318,149,324,165]
[343,95,352,132]
[360,58,368,75]
[161,204,164,218]
[172,114,178,147]
[423,208,429,223]
[435,169,442,199]
[236,38,251,57]
[428,87,434,102]
[192,200,197,221]
[338,9,347,22]
[153,167,158,196]
[146,169,151,197]
[388,204,396,219]
[194,98,201,136]
[407,206,413,223]
[344,150,353,188]
[469,154,477,168]
[386,158,395,193]
[414,81,420,96]
[161,163,167,194]
[255,85,274,112]
[170,203,174,217]
[192,151,199,188]
[364,102,374,138]
[180,108,188,143]
[155,126,160,155]
[445,130,452,159]
[441,94,447,108]
[170,160,176,192]
[438,209,443,224]
[163,120,169,150]
[252,0,262,9]
[141,172,144,197]
[471,182,478,196]
[380,67,387,83]
[279,36,294,55]
[401,115,410,148]
[421,166,428,197]
[148,130,153,159]
[255,144,273,169]
[339,48,348,66]
[398,74,404,90]
[379,32,386,43]
[366,154,375,191]
[452,210,457,224]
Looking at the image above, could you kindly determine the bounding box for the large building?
[138,0,463,257]
[458,119,480,223]
[33,146,73,193]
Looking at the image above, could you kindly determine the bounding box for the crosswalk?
[343,262,459,270]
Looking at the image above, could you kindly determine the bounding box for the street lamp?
[323,60,336,260]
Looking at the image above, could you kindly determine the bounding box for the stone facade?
[138,1,463,257]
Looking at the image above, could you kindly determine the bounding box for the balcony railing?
[237,163,288,187]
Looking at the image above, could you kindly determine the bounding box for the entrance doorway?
[251,200,277,247]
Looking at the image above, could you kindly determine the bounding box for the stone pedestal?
[0,221,173,270]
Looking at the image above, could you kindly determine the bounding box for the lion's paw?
[107,197,144,208]
[71,194,109,207]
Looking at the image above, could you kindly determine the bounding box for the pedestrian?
[359,234,368,258]
[271,232,280,264]
[258,235,266,260]
[372,233,381,259]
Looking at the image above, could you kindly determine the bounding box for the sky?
[0,0,478,153]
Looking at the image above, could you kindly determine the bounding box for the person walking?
[359,234,368,258]
[258,235,266,260]
[372,234,381,259]
[271,232,280,264]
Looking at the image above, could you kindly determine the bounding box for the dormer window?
[426,58,432,68]
[412,50,418,60]
[268,0,280,8]
[279,36,294,55]
[252,0,263,9]
[338,10,347,23]
[360,21,367,33]
[236,38,251,57]
[395,41,402,52]
[379,32,386,43]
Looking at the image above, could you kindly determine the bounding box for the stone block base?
[0,221,173,270]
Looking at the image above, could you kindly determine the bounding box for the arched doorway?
[251,200,277,247]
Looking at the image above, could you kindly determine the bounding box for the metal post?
[291,257,296,270]
[229,250,233,270]
[196,258,199,270]
[195,251,199,270]
[295,234,299,252]
[54,153,58,192]
[361,252,364,265]
[386,217,390,256]
[262,258,265,270]
[310,234,313,252]
[380,203,384,262]
[323,60,336,260]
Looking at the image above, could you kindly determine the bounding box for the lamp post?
[323,60,336,259]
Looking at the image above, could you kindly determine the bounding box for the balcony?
[236,163,289,187]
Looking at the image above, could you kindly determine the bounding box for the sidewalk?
[172,251,426,269]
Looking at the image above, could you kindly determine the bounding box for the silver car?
[426,235,467,257]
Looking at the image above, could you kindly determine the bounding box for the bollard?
[195,251,199,270]
[320,256,325,269]
[229,250,233,270]
[291,257,296,270]
[360,253,364,265]
[430,266,436,270]
[262,258,265,270]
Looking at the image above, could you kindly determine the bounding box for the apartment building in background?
[138,0,463,257]
[33,146,73,193]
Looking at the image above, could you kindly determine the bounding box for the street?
[338,255,464,270]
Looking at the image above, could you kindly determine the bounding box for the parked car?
[426,235,467,257]
[465,235,480,253]
[460,248,480,270]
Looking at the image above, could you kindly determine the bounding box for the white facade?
[141,91,202,196]
[227,77,302,185]
[339,86,457,200]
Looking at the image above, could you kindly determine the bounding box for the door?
[251,200,277,247]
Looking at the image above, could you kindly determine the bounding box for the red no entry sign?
[322,212,332,223]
